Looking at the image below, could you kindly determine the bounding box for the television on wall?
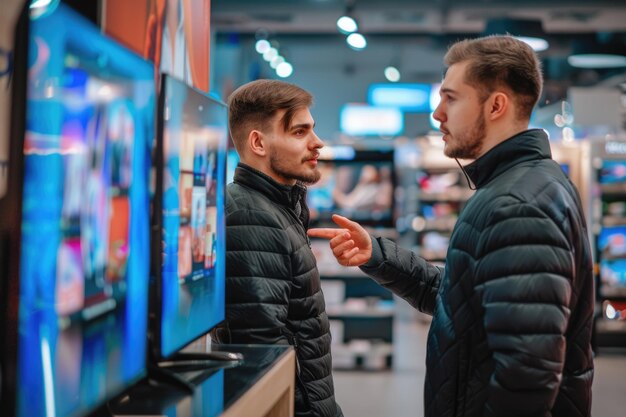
[0,3,156,417]
[307,147,395,227]
[368,83,432,112]
[339,104,403,137]
[150,73,229,363]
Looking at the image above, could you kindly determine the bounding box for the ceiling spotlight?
[270,55,285,69]
[255,39,271,54]
[276,62,293,78]
[337,16,358,34]
[346,33,367,51]
[262,47,278,62]
[384,66,401,82]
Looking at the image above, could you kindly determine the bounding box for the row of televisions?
[0,5,228,417]
[0,4,398,417]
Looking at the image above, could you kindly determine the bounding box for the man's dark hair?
[444,35,543,120]
[227,79,312,154]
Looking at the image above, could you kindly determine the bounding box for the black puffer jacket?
[213,163,341,417]
[361,130,594,417]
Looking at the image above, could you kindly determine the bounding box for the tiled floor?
[334,309,626,417]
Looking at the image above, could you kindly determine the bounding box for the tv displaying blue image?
[13,4,155,417]
[340,104,403,137]
[600,161,626,184]
[600,259,626,296]
[598,226,626,258]
[155,74,227,359]
[368,83,432,112]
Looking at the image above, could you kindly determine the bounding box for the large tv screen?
[152,74,227,360]
[368,83,432,112]
[599,161,626,184]
[339,104,403,137]
[307,148,395,227]
[4,4,155,417]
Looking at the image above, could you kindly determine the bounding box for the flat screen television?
[0,4,155,417]
[307,148,395,227]
[368,83,432,112]
[150,74,228,363]
[339,104,403,137]
[598,226,626,259]
[599,259,626,297]
[599,160,626,184]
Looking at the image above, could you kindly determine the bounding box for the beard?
[443,112,486,160]
[269,149,321,185]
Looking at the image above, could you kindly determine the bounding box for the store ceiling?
[212,0,626,35]
[212,0,626,96]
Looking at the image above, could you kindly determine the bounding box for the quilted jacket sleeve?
[360,236,442,315]
[478,197,573,417]
[224,205,293,345]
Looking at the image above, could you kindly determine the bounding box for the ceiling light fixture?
[346,33,367,50]
[337,16,358,34]
[336,1,358,34]
[483,17,550,52]
[568,37,626,69]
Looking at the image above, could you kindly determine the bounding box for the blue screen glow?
[17,5,155,417]
[368,83,432,112]
[159,75,227,358]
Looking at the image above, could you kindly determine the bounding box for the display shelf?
[331,341,393,370]
[401,137,475,268]
[326,303,394,318]
[312,229,396,370]
[591,139,626,348]
[600,288,626,298]
[602,216,626,227]
[416,190,474,202]
[600,183,626,194]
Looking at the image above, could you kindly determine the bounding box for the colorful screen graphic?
[600,161,626,184]
[15,4,154,417]
[157,74,227,358]
[308,150,395,227]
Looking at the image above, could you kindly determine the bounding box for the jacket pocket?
[282,328,312,411]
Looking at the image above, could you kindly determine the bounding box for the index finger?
[307,228,344,239]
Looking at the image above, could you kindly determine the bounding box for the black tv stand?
[146,349,244,394]
[168,350,244,363]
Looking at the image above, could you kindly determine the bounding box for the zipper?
[283,328,312,410]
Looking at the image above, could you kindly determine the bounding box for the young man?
[212,79,342,417]
[309,35,594,417]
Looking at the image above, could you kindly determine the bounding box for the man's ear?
[487,92,509,121]
[248,130,266,157]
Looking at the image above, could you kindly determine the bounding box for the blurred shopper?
[211,79,343,417]
[309,35,594,417]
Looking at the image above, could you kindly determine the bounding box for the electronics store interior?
[1,0,626,416]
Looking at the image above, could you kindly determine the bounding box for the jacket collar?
[464,129,552,189]
[233,162,308,211]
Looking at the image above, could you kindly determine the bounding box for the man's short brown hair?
[227,79,313,154]
[444,35,543,120]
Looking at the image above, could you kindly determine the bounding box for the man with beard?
[211,79,343,417]
[309,35,594,417]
